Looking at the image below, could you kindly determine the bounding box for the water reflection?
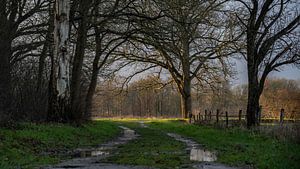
[74,149,109,158]
[190,148,217,162]
[123,128,136,137]
[167,133,217,162]
[73,126,137,158]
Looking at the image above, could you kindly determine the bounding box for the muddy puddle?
[190,148,217,162]
[73,126,138,158]
[167,133,217,162]
[43,126,139,169]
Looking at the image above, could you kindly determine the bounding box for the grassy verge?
[0,121,121,169]
[149,120,300,169]
[105,122,190,169]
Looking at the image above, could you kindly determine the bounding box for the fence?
[191,109,299,127]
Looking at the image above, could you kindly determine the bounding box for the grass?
[1,119,299,169]
[148,120,300,169]
[0,121,121,169]
[104,122,190,169]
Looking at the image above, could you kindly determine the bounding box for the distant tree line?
[92,76,300,120]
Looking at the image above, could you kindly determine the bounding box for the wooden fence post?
[209,111,212,120]
[226,111,228,127]
[205,110,207,121]
[216,109,219,123]
[280,108,284,126]
[239,110,242,122]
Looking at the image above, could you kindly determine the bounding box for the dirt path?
[42,122,245,169]
[137,121,241,169]
[42,126,152,169]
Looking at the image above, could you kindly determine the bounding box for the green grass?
[105,122,190,169]
[148,120,300,169]
[2,119,299,169]
[0,121,121,169]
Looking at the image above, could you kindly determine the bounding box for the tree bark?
[246,62,260,127]
[0,31,12,125]
[84,35,101,119]
[47,0,71,122]
[180,90,192,119]
[70,0,89,122]
[181,36,192,119]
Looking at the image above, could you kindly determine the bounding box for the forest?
[0,0,299,127]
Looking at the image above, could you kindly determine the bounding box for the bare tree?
[120,0,236,118]
[0,0,48,125]
[235,0,300,127]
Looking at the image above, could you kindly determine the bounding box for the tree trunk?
[37,4,54,92]
[180,93,192,119]
[0,33,12,125]
[47,0,71,122]
[70,0,89,121]
[181,37,192,119]
[180,78,192,119]
[84,49,100,119]
[246,67,260,127]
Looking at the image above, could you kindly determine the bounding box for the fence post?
[209,111,212,120]
[280,108,284,126]
[216,109,219,123]
[226,111,229,127]
[239,110,242,122]
[205,109,207,121]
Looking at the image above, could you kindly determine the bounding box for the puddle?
[138,121,148,128]
[74,149,110,158]
[123,127,137,137]
[190,148,217,162]
[72,126,138,159]
[167,133,217,162]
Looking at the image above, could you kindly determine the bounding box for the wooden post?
[239,110,242,122]
[280,108,284,126]
[209,111,212,120]
[205,109,207,121]
[216,109,219,123]
[226,111,228,127]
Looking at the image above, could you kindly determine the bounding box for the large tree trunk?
[180,65,192,118]
[246,65,260,127]
[47,0,71,122]
[70,0,89,122]
[0,32,12,125]
[181,37,192,119]
[180,90,192,119]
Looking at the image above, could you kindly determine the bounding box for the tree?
[69,0,91,121]
[0,0,48,125]
[48,0,71,121]
[235,0,300,127]
[84,0,134,119]
[121,0,235,118]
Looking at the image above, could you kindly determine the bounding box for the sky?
[233,59,300,86]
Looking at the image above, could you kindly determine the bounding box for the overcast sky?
[233,59,300,86]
